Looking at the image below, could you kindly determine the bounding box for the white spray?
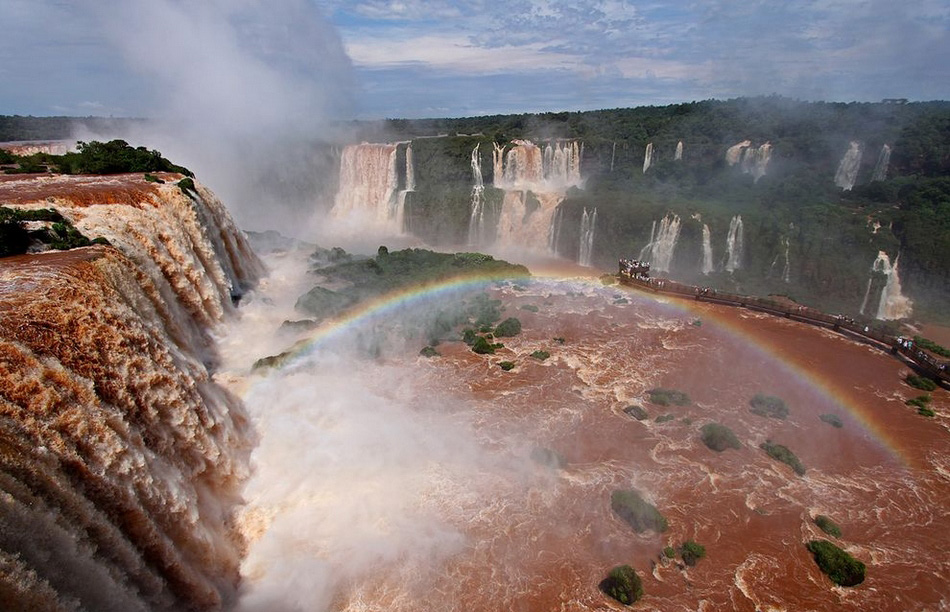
[642,142,654,174]
[675,140,683,161]
[860,251,913,320]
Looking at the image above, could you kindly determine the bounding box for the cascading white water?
[491,140,582,252]
[578,207,597,266]
[639,214,681,273]
[493,140,582,192]
[467,144,487,246]
[0,174,262,611]
[675,141,684,161]
[861,251,913,320]
[724,215,743,273]
[701,224,714,275]
[834,141,863,191]
[872,144,891,182]
[729,141,772,181]
[726,140,752,166]
[642,142,654,174]
[494,191,564,252]
[781,237,791,283]
[548,206,563,254]
[610,142,617,172]
[329,143,407,236]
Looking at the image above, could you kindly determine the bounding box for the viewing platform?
[618,261,950,387]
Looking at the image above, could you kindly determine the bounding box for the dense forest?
[3,98,949,322]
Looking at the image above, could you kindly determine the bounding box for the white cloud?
[346,34,583,73]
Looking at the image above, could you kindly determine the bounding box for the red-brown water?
[318,279,949,611]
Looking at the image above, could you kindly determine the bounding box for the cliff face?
[0,174,262,610]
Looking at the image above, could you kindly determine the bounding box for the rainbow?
[266,268,913,467]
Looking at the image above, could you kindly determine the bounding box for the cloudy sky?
[1,0,948,119]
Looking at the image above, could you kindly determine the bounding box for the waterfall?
[701,224,714,274]
[548,205,563,254]
[875,252,913,320]
[675,140,683,161]
[724,215,743,273]
[749,143,772,182]
[871,144,891,182]
[578,207,597,266]
[642,142,654,174]
[640,213,681,273]
[467,144,487,246]
[493,139,582,191]
[781,236,791,283]
[329,143,406,235]
[491,139,582,252]
[0,174,261,610]
[494,191,563,252]
[726,140,752,166]
[610,141,617,172]
[834,141,863,191]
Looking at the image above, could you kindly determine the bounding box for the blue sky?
[1,0,948,119]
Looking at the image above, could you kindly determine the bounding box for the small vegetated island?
[749,394,789,419]
[647,388,690,406]
[599,565,644,605]
[806,540,866,587]
[700,423,742,451]
[760,440,806,475]
[611,489,669,533]
[814,515,843,538]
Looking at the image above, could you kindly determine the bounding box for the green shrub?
[0,217,30,256]
[599,274,618,286]
[749,394,789,419]
[806,540,865,587]
[610,489,668,533]
[906,395,931,408]
[760,440,805,476]
[913,335,950,358]
[530,350,550,361]
[700,423,741,452]
[471,336,498,355]
[494,317,522,337]
[553,336,566,344]
[177,177,196,194]
[679,540,706,566]
[143,173,164,183]
[624,405,648,420]
[655,414,676,423]
[918,407,936,417]
[648,388,690,406]
[819,413,844,428]
[906,375,937,392]
[461,328,477,345]
[419,346,440,358]
[663,546,676,559]
[815,515,842,538]
[520,304,539,312]
[599,565,643,605]
[499,361,515,371]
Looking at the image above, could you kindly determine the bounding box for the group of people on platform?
[618,258,651,282]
